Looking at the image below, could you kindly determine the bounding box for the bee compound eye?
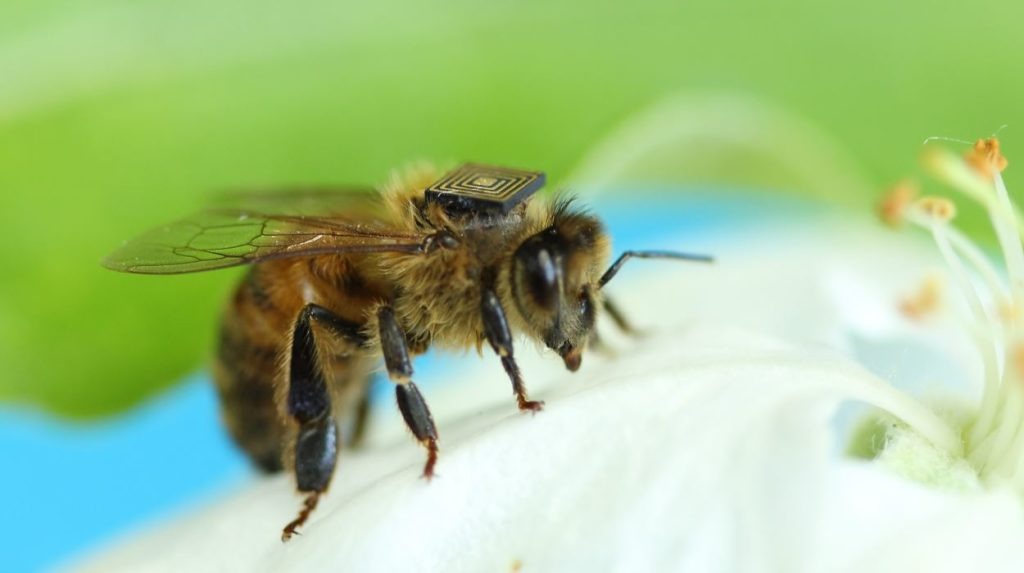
[579,289,596,330]
[514,238,561,314]
[527,248,559,311]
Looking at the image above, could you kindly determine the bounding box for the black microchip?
[425,164,546,215]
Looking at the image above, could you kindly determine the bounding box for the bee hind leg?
[377,305,440,479]
[281,304,366,542]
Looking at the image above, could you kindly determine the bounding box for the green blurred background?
[1,0,1019,417]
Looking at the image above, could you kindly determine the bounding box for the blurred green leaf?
[1,0,1021,417]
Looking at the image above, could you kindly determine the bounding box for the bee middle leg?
[281,303,366,542]
[377,305,440,479]
[481,288,544,413]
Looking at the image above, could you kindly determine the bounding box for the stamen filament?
[1011,396,1024,486]
[835,360,963,455]
[907,211,990,328]
[914,138,1024,491]
[915,212,1007,454]
[975,378,1022,475]
[944,226,1010,310]
[991,169,1024,325]
[991,171,1024,316]
[999,403,1024,481]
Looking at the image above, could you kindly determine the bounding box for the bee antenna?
[598,250,714,288]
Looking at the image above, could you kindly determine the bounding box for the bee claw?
[518,399,545,414]
[280,492,320,543]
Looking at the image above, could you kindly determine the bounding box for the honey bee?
[104,163,712,540]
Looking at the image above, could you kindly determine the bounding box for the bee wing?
[103,209,429,275]
[211,185,383,217]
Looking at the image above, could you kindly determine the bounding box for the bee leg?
[281,303,363,542]
[602,296,635,334]
[377,306,440,479]
[481,288,544,413]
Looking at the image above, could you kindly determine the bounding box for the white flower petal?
[71,209,1024,572]
[814,461,1024,573]
[68,327,847,572]
[72,324,1024,572]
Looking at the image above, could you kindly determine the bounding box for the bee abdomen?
[214,322,287,473]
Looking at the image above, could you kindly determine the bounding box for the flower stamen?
[877,180,919,227]
[965,137,1009,180]
[900,274,943,321]
[907,136,1024,490]
[914,196,958,222]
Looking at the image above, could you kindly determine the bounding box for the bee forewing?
[102,210,428,275]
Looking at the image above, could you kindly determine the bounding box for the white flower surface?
[70,204,1024,572]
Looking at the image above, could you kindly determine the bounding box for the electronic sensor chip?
[425,164,546,215]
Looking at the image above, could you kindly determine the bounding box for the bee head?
[510,201,609,371]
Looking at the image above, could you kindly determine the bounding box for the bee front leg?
[281,304,364,542]
[481,288,544,413]
[377,306,440,479]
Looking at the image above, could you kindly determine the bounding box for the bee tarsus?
[481,288,544,412]
[281,492,320,542]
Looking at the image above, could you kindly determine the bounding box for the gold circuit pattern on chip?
[426,164,546,213]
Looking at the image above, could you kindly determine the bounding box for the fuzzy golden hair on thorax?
[379,161,445,230]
